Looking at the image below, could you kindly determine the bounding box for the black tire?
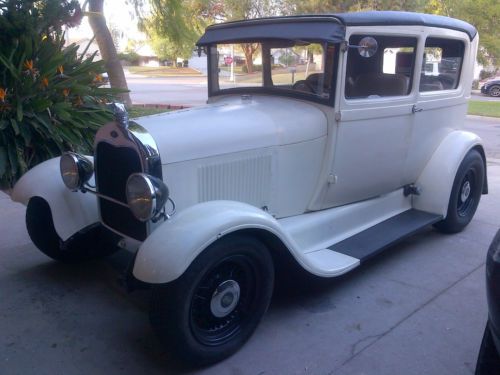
[488,85,500,98]
[26,196,119,263]
[475,322,500,375]
[434,149,484,234]
[150,234,274,366]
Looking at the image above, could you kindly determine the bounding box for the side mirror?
[358,37,378,58]
[343,37,379,58]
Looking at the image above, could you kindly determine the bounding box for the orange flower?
[74,96,83,106]
[24,60,34,71]
[62,88,70,97]
[41,77,49,88]
[94,74,103,83]
[0,87,6,102]
[23,59,39,80]
[57,65,64,75]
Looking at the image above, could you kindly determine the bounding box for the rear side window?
[345,35,417,99]
[420,38,464,92]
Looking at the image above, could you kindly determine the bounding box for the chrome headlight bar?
[60,152,173,222]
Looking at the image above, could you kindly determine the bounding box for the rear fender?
[11,157,98,241]
[413,131,486,216]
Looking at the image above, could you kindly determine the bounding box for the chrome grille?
[95,142,148,241]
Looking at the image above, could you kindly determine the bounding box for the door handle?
[412,105,423,114]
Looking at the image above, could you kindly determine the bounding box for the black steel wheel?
[475,322,500,375]
[434,149,484,234]
[26,196,119,263]
[150,235,274,366]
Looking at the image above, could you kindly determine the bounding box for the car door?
[403,32,472,183]
[323,30,419,208]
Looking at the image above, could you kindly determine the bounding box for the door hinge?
[335,111,342,122]
[404,184,421,196]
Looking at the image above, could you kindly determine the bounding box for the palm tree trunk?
[88,0,132,107]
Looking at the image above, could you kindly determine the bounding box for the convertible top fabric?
[196,17,346,46]
[196,11,477,46]
[334,11,477,40]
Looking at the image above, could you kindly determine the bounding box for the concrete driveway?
[1,117,499,375]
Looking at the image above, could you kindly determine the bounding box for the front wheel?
[150,235,274,366]
[434,149,485,234]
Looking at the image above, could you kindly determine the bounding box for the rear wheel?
[434,149,484,233]
[489,85,500,97]
[26,197,119,263]
[150,235,274,366]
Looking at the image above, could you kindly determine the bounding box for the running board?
[328,209,442,263]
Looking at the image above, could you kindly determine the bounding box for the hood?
[134,95,327,164]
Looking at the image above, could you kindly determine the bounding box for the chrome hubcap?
[461,180,471,203]
[210,280,241,318]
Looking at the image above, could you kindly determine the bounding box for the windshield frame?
[206,39,339,107]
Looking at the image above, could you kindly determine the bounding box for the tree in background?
[292,0,499,68]
[136,0,499,70]
[87,0,132,106]
[0,0,121,189]
[429,0,500,68]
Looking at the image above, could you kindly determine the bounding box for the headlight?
[60,152,94,191]
[126,173,169,222]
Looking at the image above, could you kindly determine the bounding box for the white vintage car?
[12,11,487,365]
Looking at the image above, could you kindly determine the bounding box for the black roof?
[334,11,477,40]
[196,11,477,46]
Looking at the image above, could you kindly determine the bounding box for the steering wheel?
[292,80,316,94]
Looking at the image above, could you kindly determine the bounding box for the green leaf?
[18,123,32,145]
[6,141,17,175]
[0,147,7,176]
[31,98,52,112]
[16,100,23,122]
[10,119,19,135]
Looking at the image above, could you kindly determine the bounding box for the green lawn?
[468,100,500,118]
[128,66,202,77]
[129,106,171,118]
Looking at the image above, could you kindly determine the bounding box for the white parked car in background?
[12,11,486,365]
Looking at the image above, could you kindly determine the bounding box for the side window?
[420,38,464,92]
[345,35,416,99]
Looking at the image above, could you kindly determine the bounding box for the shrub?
[479,69,498,81]
[0,0,122,189]
[241,64,263,73]
[118,51,141,66]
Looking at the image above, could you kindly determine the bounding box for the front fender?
[413,130,485,216]
[11,157,98,241]
[132,200,299,284]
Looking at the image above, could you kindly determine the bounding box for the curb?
[467,114,500,121]
[132,103,190,110]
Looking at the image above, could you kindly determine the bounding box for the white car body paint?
[413,131,483,216]
[134,188,410,283]
[14,18,486,285]
[11,157,98,241]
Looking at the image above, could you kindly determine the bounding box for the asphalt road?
[1,116,499,375]
[125,74,499,106]
[127,75,208,107]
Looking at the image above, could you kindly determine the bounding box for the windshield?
[208,40,337,104]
